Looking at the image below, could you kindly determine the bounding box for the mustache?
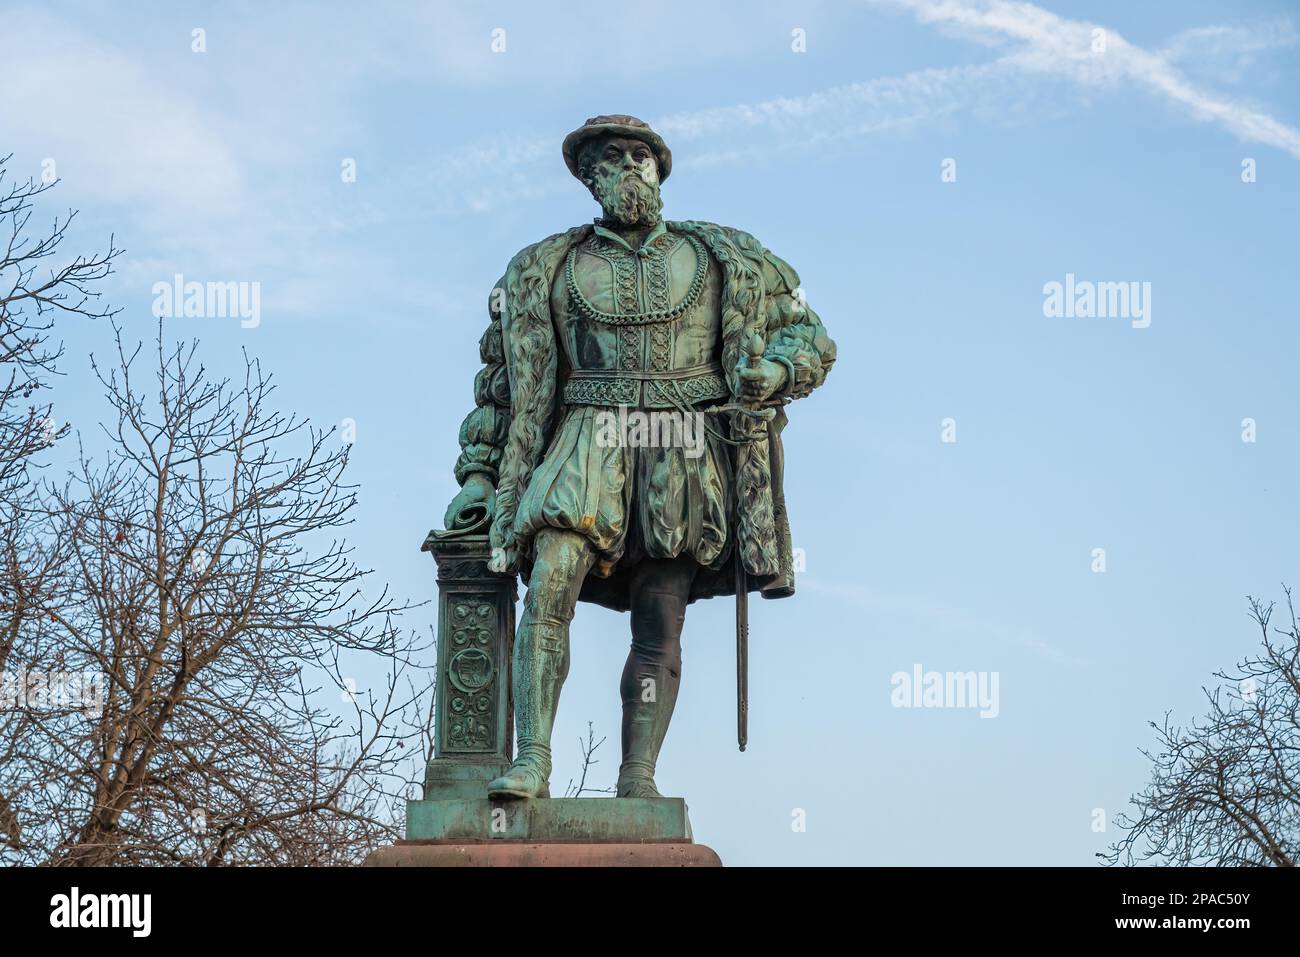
[604,170,655,196]
[595,168,657,193]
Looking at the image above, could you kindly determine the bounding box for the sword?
[732,334,767,753]
[735,543,748,752]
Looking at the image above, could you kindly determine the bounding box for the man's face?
[582,134,662,227]
[587,135,659,187]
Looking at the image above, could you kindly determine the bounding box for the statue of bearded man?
[444,115,836,799]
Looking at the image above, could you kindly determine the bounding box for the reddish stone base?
[364,841,722,867]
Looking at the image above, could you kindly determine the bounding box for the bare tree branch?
[564,721,615,798]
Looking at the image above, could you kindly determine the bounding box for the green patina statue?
[443,114,836,801]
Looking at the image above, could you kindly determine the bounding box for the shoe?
[616,771,662,799]
[487,744,551,799]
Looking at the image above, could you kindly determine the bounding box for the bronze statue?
[443,115,836,799]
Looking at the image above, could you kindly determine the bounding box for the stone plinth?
[407,796,693,843]
[365,841,719,867]
[363,796,721,867]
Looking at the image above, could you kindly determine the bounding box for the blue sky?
[4,0,1299,864]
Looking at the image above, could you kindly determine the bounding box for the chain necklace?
[565,232,708,326]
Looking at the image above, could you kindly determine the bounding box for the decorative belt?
[562,361,730,409]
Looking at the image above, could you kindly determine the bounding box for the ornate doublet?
[552,221,728,410]
[452,215,836,607]
[510,221,734,573]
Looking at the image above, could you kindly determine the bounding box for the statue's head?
[562,115,671,227]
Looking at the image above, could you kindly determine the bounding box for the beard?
[590,169,663,227]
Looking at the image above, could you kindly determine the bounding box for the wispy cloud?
[877,0,1300,159]
[659,61,1022,164]
[6,0,1295,318]
[1160,20,1298,64]
[417,59,1037,214]
[416,3,1300,214]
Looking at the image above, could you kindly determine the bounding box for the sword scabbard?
[736,541,749,752]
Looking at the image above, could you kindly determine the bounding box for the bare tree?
[1102,588,1300,867]
[0,154,122,853]
[0,157,432,865]
[0,324,432,865]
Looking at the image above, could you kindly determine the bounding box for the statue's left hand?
[737,357,788,403]
[444,473,496,530]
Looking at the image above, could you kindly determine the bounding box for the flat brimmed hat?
[562,114,672,183]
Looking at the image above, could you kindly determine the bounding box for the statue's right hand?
[444,473,496,530]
